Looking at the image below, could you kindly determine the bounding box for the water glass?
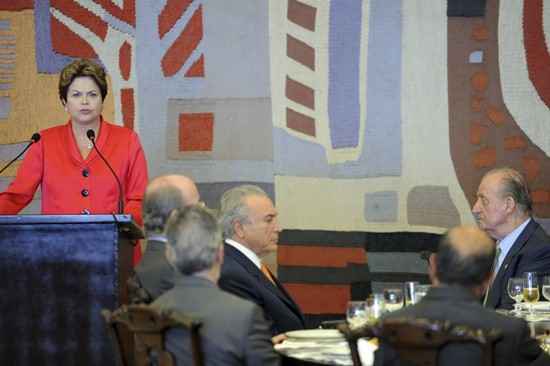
[542,276,550,301]
[346,301,367,329]
[414,284,431,303]
[404,281,419,306]
[523,272,540,318]
[383,288,404,312]
[366,293,386,320]
[507,277,524,313]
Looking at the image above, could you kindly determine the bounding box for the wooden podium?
[0,214,143,365]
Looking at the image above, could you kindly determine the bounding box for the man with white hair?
[218,185,305,335]
[152,206,280,365]
[472,167,550,309]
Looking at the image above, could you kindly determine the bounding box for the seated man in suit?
[218,185,306,335]
[134,175,201,301]
[152,206,280,365]
[379,225,549,366]
[473,167,550,309]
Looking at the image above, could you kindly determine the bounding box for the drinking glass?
[414,284,430,303]
[523,272,540,318]
[366,293,386,321]
[404,281,419,306]
[507,277,524,313]
[383,288,404,312]
[542,276,550,301]
[346,301,367,329]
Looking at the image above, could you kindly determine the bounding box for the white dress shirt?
[225,238,262,270]
[494,218,531,275]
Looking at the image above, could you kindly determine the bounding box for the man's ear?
[234,220,245,238]
[504,196,516,214]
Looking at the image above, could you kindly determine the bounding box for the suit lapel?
[224,244,304,320]
[487,220,537,307]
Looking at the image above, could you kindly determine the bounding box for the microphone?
[87,129,124,214]
[0,133,41,175]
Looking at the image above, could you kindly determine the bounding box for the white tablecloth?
[275,337,377,366]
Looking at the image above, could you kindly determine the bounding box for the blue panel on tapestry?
[273,128,329,176]
[293,0,403,179]
[33,0,105,74]
[328,0,361,149]
[0,20,10,30]
[0,96,11,119]
[364,191,398,222]
[34,0,74,73]
[407,186,461,228]
[362,0,402,176]
[469,50,483,63]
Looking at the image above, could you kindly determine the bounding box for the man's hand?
[271,333,287,344]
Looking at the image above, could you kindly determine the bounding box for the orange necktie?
[261,264,276,285]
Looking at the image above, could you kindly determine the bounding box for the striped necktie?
[261,264,276,285]
[483,245,502,306]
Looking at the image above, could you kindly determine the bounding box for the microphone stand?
[0,133,41,175]
[86,129,125,214]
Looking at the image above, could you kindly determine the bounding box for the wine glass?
[542,276,550,301]
[346,301,367,329]
[366,294,386,322]
[414,284,430,303]
[383,288,404,312]
[523,272,540,319]
[507,277,524,313]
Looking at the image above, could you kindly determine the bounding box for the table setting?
[275,284,423,365]
[499,272,550,352]
[274,328,378,366]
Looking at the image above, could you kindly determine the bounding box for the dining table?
[274,328,378,366]
[275,303,550,366]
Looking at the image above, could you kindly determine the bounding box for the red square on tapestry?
[178,112,214,151]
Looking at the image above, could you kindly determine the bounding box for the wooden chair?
[339,318,501,366]
[101,304,204,366]
[126,271,153,304]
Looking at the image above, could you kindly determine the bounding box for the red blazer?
[0,117,148,226]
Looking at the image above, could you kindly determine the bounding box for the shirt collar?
[495,218,531,273]
[225,238,262,269]
[146,234,168,243]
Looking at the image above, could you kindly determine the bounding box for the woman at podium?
[0,59,148,262]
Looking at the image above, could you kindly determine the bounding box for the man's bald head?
[435,225,496,288]
[142,175,200,235]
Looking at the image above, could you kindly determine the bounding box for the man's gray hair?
[487,167,532,214]
[142,185,186,234]
[165,206,222,275]
[218,185,269,239]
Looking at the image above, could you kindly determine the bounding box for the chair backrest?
[338,322,376,366]
[101,305,204,366]
[127,271,153,304]
[339,318,501,366]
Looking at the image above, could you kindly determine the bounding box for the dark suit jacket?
[152,275,280,366]
[134,238,175,300]
[486,219,550,309]
[219,242,306,335]
[378,286,549,366]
